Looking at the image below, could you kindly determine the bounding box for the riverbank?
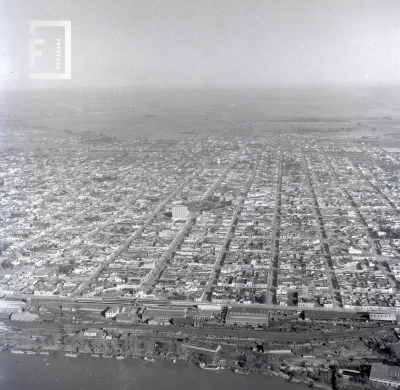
[1,344,328,389]
[0,351,311,390]
[0,323,391,390]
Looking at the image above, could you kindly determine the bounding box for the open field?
[1,87,399,151]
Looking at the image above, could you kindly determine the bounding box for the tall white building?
[172,205,189,220]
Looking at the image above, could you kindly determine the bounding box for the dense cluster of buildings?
[1,129,400,319]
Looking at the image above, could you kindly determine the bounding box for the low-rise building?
[0,300,25,313]
[104,305,120,319]
[10,312,39,321]
[369,312,396,322]
[142,307,187,322]
[83,328,104,338]
[370,364,400,387]
[225,306,268,326]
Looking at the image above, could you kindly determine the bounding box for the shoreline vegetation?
[3,347,329,390]
[0,331,386,390]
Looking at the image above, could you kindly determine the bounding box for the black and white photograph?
[0,1,400,389]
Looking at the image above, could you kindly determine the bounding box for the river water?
[0,352,310,390]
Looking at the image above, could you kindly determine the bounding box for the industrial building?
[369,312,397,322]
[142,307,187,322]
[225,306,268,326]
[10,312,39,321]
[0,300,25,313]
[369,364,400,387]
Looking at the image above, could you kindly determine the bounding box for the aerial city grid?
[1,116,400,388]
[1,0,400,388]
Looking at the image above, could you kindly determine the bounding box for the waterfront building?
[370,364,400,387]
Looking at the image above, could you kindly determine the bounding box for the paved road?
[353,146,399,211]
[19,123,235,287]
[17,183,125,251]
[141,138,253,292]
[266,142,282,305]
[73,127,245,297]
[72,172,201,296]
[11,293,390,314]
[18,124,236,253]
[297,134,338,309]
[203,143,265,300]
[315,140,398,291]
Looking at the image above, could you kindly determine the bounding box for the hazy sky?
[1,0,399,89]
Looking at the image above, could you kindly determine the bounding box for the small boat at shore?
[64,353,78,358]
[11,350,24,354]
[198,363,222,371]
[143,357,155,362]
[39,352,49,355]
[26,351,36,355]
[116,356,125,360]
[233,368,249,374]
[91,354,100,357]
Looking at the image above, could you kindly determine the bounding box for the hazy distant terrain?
[0,87,399,151]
